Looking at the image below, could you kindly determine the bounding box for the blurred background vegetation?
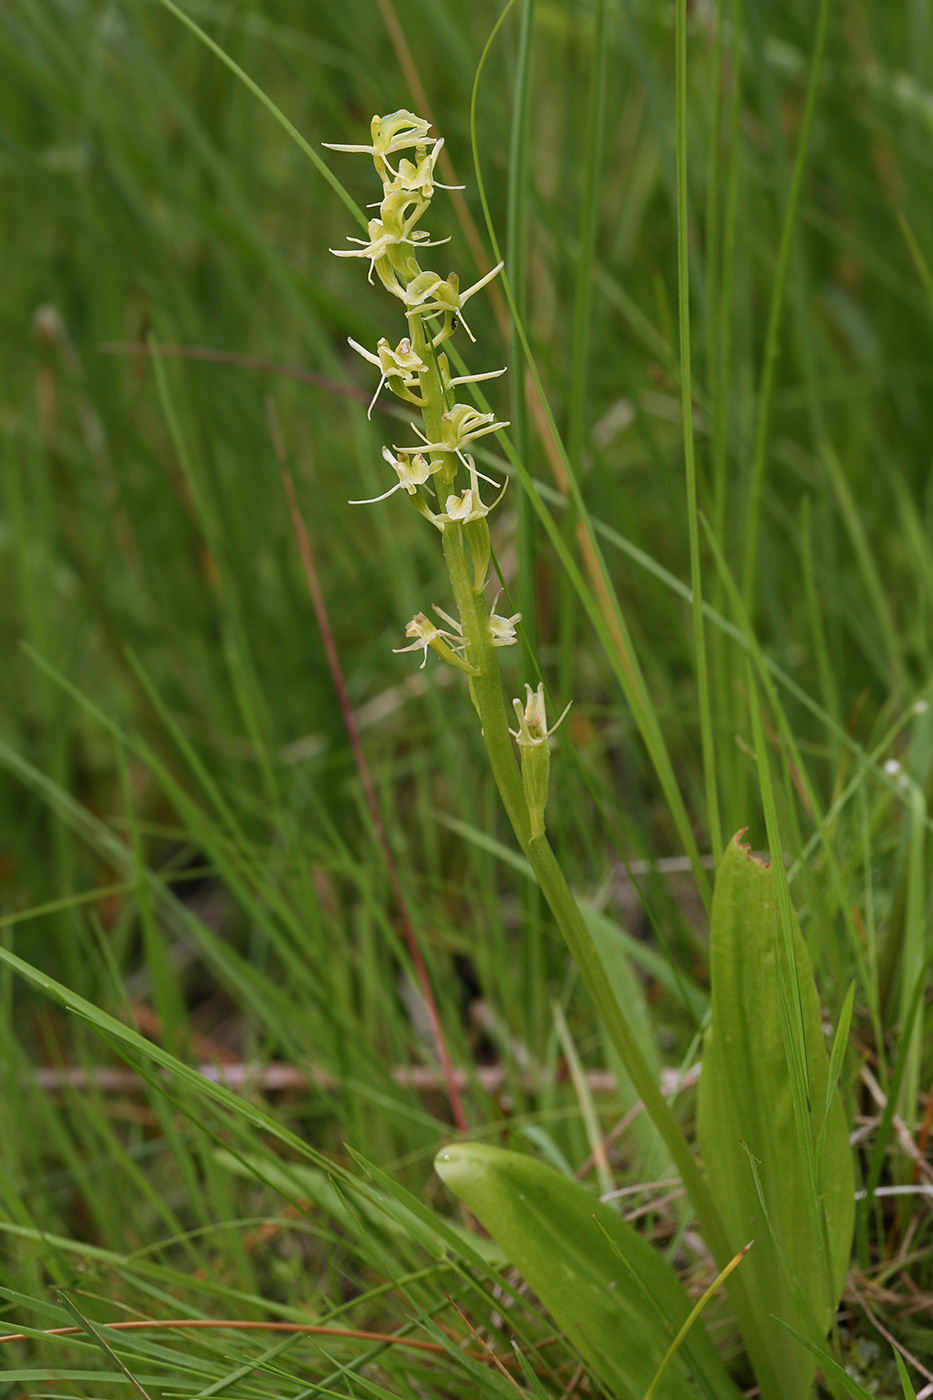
[1,0,931,1394]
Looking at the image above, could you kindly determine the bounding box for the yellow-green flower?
[324,110,437,181]
[394,405,509,467]
[349,447,443,505]
[509,683,572,746]
[400,264,504,342]
[347,335,426,417]
[393,609,477,675]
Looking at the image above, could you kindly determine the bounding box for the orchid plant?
[325,110,776,1395]
[324,112,734,1254]
[326,127,856,1395]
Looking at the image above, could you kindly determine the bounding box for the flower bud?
[509,684,572,842]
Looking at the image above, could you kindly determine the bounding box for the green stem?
[525,831,730,1264]
[439,485,733,1274]
[442,525,530,844]
[740,0,832,614]
[408,282,741,1321]
[506,0,537,655]
[676,0,721,864]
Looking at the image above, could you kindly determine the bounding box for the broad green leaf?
[435,1142,744,1400]
[696,833,855,1400]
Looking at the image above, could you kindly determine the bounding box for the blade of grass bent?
[154,0,366,228]
[642,1240,751,1400]
[56,1293,154,1400]
[774,1320,893,1400]
[279,453,467,1132]
[467,15,710,903]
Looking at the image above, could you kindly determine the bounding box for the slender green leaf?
[57,1293,154,1400]
[894,1349,919,1399]
[775,1319,897,1400]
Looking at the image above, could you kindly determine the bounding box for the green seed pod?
[510,684,572,843]
[463,515,490,593]
[520,735,550,842]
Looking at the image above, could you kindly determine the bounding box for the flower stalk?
[328,111,732,1270]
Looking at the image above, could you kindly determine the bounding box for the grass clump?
[1,0,932,1396]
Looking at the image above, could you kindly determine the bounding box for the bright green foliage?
[3,0,932,1391]
[697,833,855,1400]
[895,1349,919,1399]
[435,1142,744,1400]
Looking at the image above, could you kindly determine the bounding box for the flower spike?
[330,112,516,691]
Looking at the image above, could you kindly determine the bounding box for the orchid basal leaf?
[435,1142,744,1400]
[696,833,855,1400]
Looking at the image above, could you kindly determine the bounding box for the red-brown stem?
[0,1318,541,1363]
[99,341,377,408]
[278,453,467,1133]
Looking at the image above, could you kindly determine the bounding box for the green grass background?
[1,0,932,1394]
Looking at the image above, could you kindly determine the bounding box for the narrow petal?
[348,481,403,505]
